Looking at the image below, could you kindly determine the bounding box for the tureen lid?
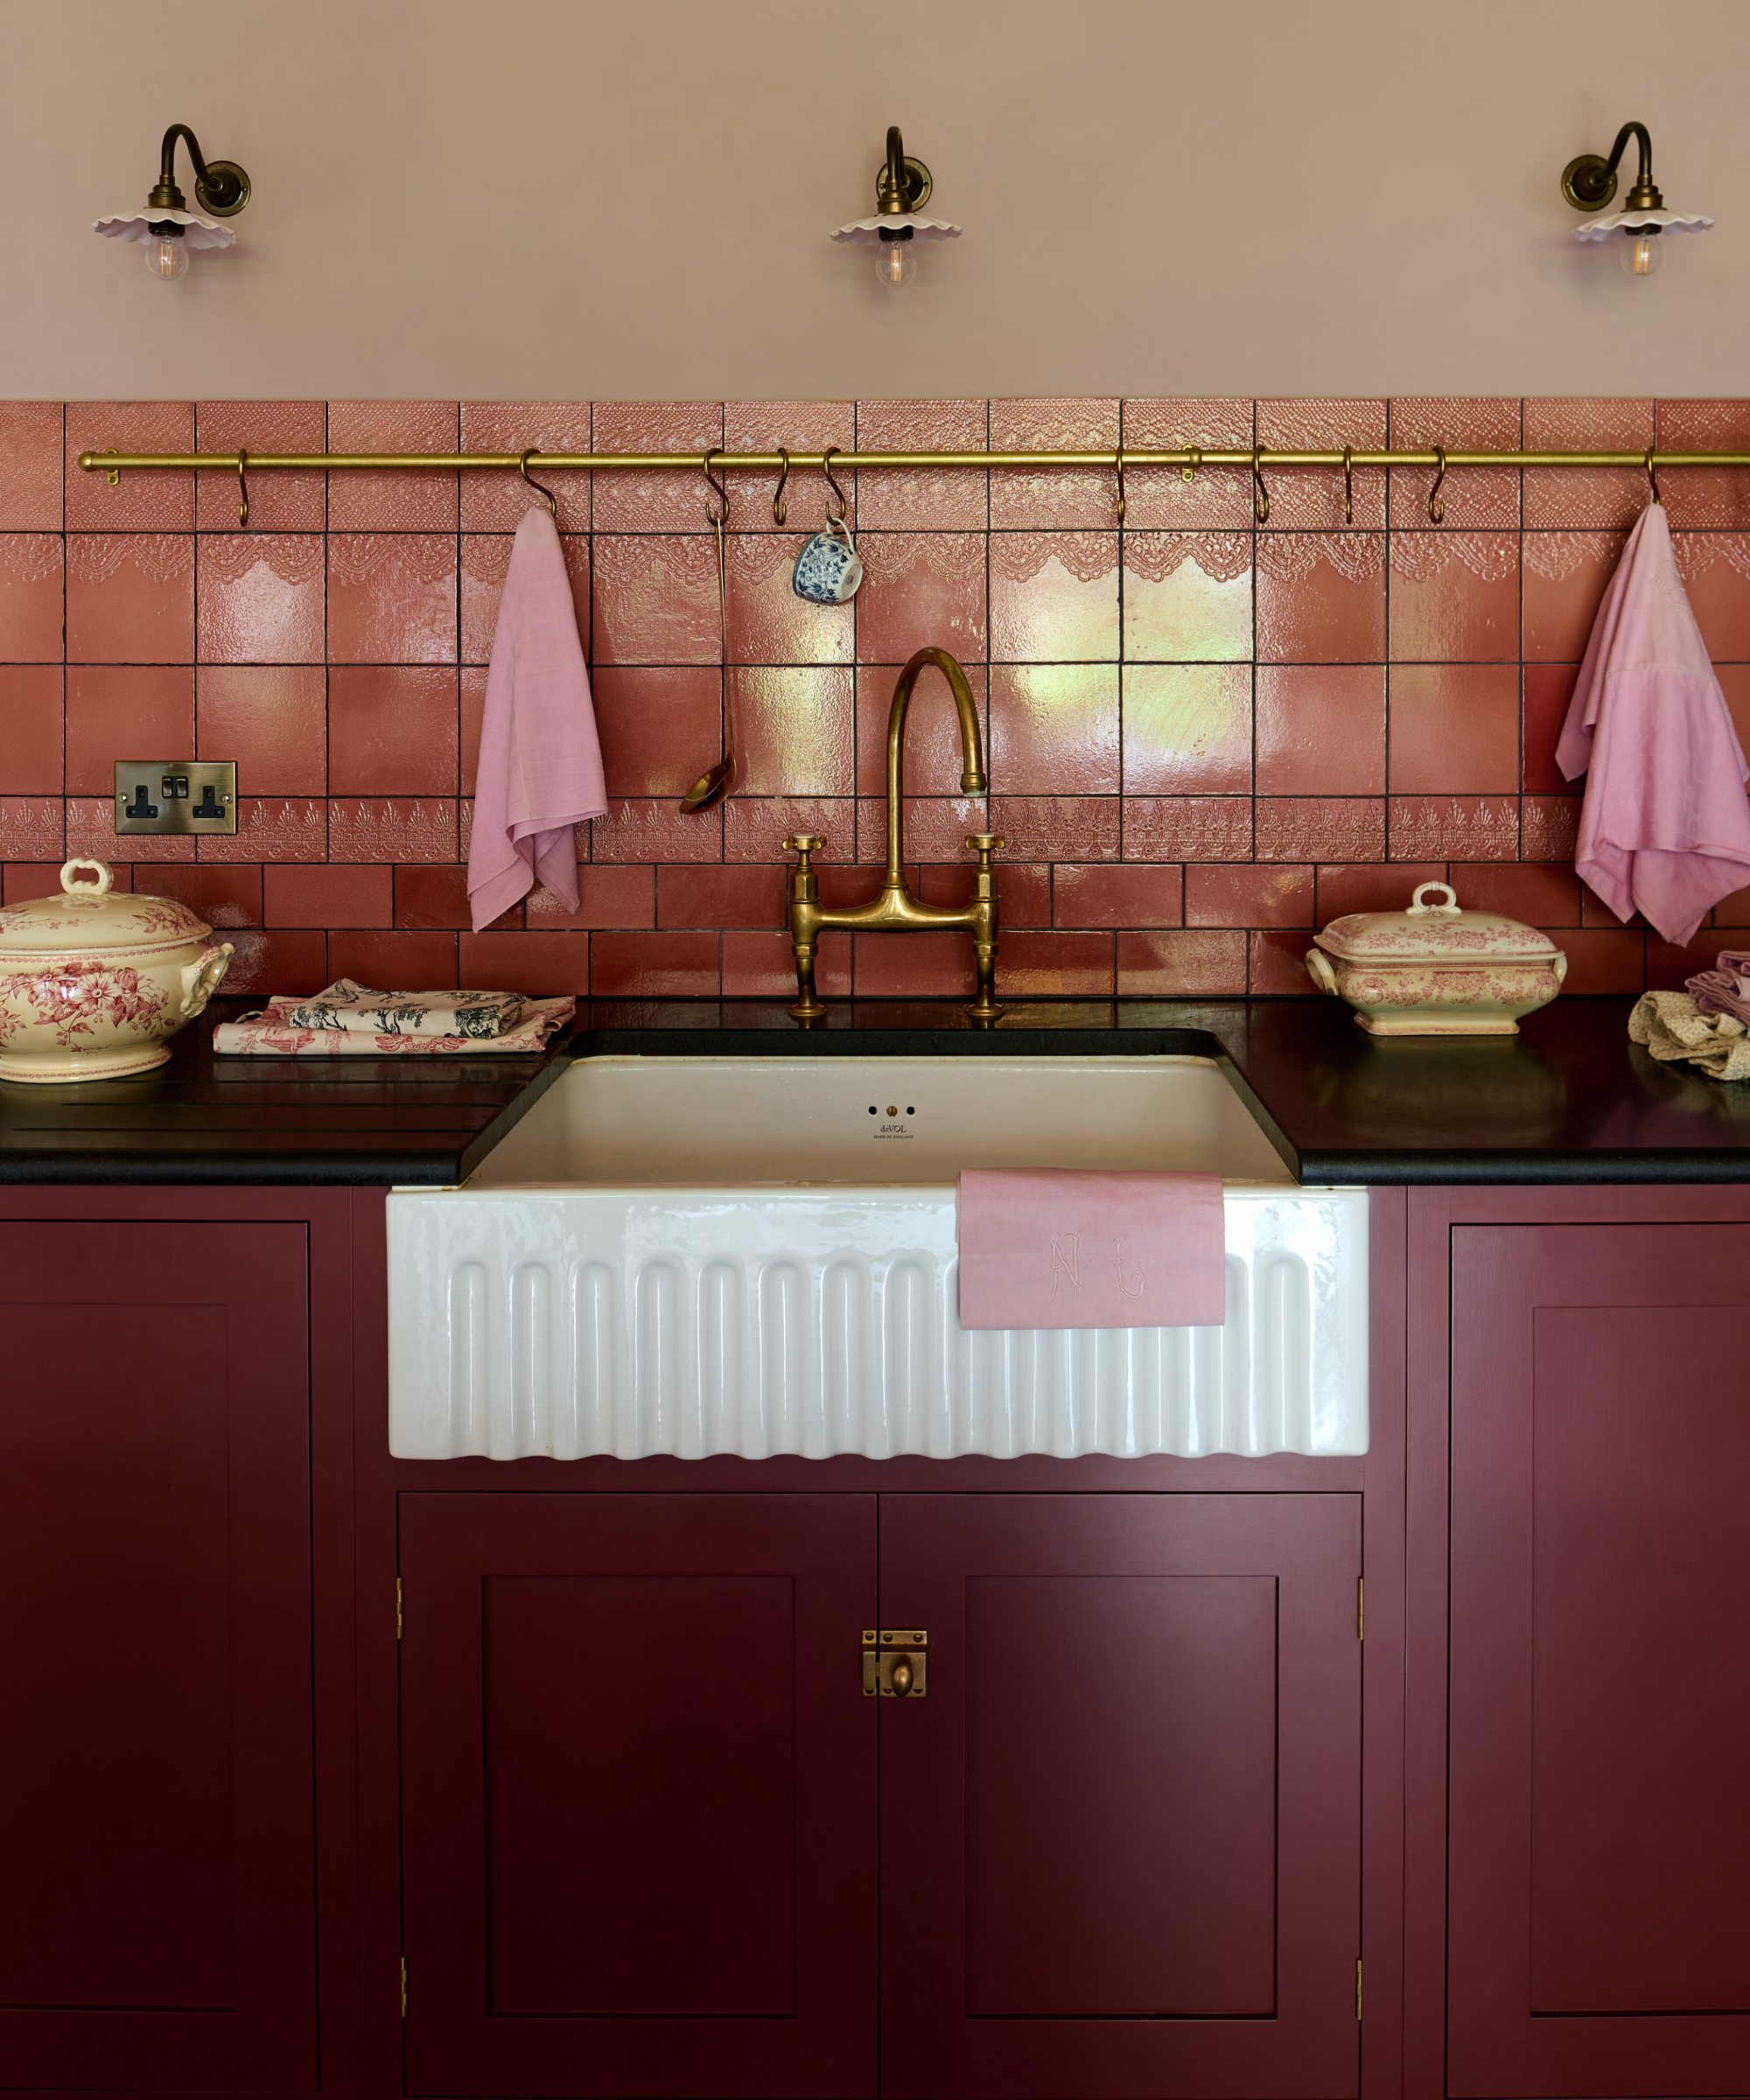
[1313,881,1559,964]
[0,858,212,956]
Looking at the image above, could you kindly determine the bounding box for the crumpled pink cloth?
[466,506,606,933]
[956,1169,1226,1331]
[1687,948,1750,1023]
[1555,500,1750,946]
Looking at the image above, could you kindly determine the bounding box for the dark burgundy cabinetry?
[0,1217,318,2095]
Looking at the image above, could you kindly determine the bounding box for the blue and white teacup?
[792,518,863,603]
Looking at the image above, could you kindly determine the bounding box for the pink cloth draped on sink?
[466,505,606,933]
[1555,500,1750,946]
[956,1169,1226,1331]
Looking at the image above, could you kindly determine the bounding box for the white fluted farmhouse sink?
[387,1055,1367,1460]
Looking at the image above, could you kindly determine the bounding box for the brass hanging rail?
[75,445,1750,480]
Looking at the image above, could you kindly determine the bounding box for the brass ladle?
[682,452,734,813]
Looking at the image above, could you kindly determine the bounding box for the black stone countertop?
[3,991,1748,1186]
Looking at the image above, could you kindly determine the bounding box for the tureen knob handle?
[1409,880,1459,914]
[60,858,114,898]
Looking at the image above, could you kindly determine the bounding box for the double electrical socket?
[114,760,238,836]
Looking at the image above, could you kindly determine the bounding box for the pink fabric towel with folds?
[1554,500,1750,946]
[466,506,606,933]
[956,1170,1226,1331]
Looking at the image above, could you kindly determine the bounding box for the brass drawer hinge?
[396,1577,402,1642]
[400,1955,408,2019]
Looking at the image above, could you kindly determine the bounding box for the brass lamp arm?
[146,123,250,219]
[1564,119,1662,215]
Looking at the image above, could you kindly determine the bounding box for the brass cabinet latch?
[862,1628,928,1698]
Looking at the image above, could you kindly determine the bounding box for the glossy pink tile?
[65,666,192,794]
[1255,665,1385,796]
[919,859,1050,928]
[326,401,459,530]
[989,398,1121,529]
[331,930,460,990]
[591,534,719,666]
[1186,864,1315,928]
[1316,864,1445,919]
[214,929,329,995]
[591,666,723,798]
[1121,665,1251,794]
[396,863,514,932]
[1522,795,1581,862]
[1256,798,1385,863]
[196,797,326,863]
[458,668,487,797]
[326,536,456,664]
[195,667,326,796]
[591,929,718,998]
[727,534,853,664]
[1549,927,1644,995]
[854,797,985,865]
[731,796,855,863]
[1450,861,1583,925]
[658,864,786,928]
[1250,928,1320,994]
[459,401,592,531]
[1123,797,1252,862]
[197,536,324,662]
[1523,398,1654,528]
[327,668,458,795]
[1051,863,1182,928]
[327,798,458,862]
[460,533,588,663]
[723,928,850,998]
[66,402,192,530]
[851,926,983,998]
[263,863,393,928]
[0,796,65,861]
[724,402,856,532]
[1522,530,1624,662]
[854,400,987,530]
[195,402,326,531]
[987,795,1119,862]
[591,402,724,531]
[988,665,1118,794]
[856,663,987,797]
[525,866,654,930]
[1119,399,1253,530]
[1387,399,1520,529]
[1654,401,1750,529]
[854,533,985,662]
[995,930,1116,996]
[1389,533,1519,662]
[1254,536,1385,662]
[1388,665,1519,794]
[1673,536,1750,659]
[1388,794,1519,861]
[1256,400,1388,528]
[590,797,722,864]
[0,403,62,530]
[989,532,1118,662]
[0,667,61,792]
[735,667,855,796]
[0,534,63,661]
[66,536,193,662]
[1116,929,1247,996]
[1122,533,1252,662]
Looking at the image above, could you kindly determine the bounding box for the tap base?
[788,994,828,1022]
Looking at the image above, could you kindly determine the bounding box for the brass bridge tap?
[782,646,1003,1023]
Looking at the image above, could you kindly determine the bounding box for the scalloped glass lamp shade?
[831,212,962,244]
[93,206,238,250]
[1575,206,1712,279]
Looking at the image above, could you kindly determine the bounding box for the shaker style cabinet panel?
[1449,1223,1750,2097]
[397,1492,878,2099]
[877,1494,1363,2100]
[0,1221,317,2095]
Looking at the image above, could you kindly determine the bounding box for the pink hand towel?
[466,506,606,933]
[1555,500,1750,946]
[956,1170,1226,1331]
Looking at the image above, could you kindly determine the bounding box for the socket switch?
[115,760,238,836]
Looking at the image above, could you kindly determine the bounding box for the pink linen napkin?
[956,1169,1226,1331]
[466,506,606,933]
[1555,500,1750,945]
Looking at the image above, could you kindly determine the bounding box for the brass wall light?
[94,124,251,282]
[831,125,960,288]
[1562,121,1712,277]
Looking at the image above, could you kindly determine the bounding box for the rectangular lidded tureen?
[1305,881,1568,1036]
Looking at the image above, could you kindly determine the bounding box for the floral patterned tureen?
[1306,880,1568,1036]
[0,858,234,1084]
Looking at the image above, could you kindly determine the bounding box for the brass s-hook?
[1340,446,1354,527]
[1645,447,1662,504]
[519,449,559,520]
[702,449,729,528]
[1114,446,1126,526]
[821,446,850,533]
[1427,445,1446,526]
[772,446,790,525]
[1251,447,1270,526]
[236,447,249,530]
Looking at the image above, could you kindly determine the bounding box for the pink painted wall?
[2,394,1745,1001]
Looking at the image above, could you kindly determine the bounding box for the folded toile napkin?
[282,978,524,1039]
[213,990,574,1056]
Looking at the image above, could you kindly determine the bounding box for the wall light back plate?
[194,160,251,217]
[877,155,933,214]
[1563,153,1618,211]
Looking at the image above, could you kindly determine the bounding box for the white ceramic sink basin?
[388,1055,1367,1461]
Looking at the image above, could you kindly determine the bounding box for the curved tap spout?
[886,647,985,883]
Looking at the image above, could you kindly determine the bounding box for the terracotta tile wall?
[4,395,1749,1000]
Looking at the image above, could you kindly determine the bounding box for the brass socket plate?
[115,760,238,835]
[1562,152,1618,211]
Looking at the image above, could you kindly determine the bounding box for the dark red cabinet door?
[878,1494,1362,2099]
[0,1220,316,2094]
[1450,1223,1750,2096]
[398,1492,877,2098]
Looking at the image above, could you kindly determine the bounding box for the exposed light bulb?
[144,226,189,281]
[1620,227,1662,276]
[874,235,916,288]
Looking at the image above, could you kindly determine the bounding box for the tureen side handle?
[178,943,234,1021]
[1305,948,1341,997]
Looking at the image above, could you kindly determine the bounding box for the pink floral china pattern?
[1306,879,1568,1036]
[0,858,234,1082]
